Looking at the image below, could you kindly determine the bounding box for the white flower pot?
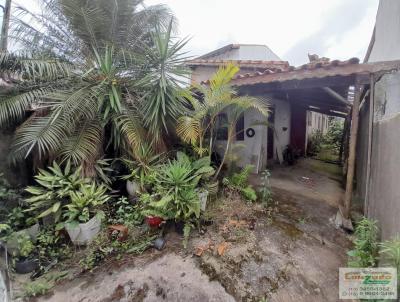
[66,216,101,246]
[126,180,140,197]
[198,190,209,212]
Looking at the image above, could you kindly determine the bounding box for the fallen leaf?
[217,242,229,256]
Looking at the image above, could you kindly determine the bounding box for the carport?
[230,58,400,222]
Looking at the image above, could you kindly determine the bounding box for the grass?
[315,144,340,162]
[308,159,342,181]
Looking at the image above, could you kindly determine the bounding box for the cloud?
[283,0,377,65]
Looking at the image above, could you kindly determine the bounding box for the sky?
[3,0,379,66]
[145,0,379,65]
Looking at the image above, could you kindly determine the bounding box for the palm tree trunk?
[1,0,11,51]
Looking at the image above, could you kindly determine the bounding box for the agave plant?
[176,63,270,178]
[0,0,191,174]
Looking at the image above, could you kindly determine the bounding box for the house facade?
[187,44,292,172]
[356,0,400,240]
[188,44,345,172]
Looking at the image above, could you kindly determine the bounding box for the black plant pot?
[174,221,185,235]
[15,258,39,274]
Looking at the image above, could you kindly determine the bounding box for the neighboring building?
[356,0,400,240]
[187,44,352,173]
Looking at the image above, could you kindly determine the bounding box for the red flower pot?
[145,216,164,228]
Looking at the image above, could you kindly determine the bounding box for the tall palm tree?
[0,0,190,173]
[176,63,270,178]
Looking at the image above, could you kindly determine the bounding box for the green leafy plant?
[6,206,37,231]
[260,170,272,206]
[347,217,379,268]
[25,161,90,222]
[379,237,400,281]
[223,165,257,201]
[176,63,269,179]
[36,227,70,263]
[12,232,34,259]
[63,183,110,227]
[141,152,214,246]
[2,2,190,175]
[121,143,164,191]
[109,196,144,226]
[22,280,52,298]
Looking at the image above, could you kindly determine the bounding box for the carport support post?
[343,85,361,219]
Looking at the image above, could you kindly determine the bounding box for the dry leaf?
[217,242,229,256]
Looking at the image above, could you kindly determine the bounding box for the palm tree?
[0,0,190,173]
[176,63,270,179]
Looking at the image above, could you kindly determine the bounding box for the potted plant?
[63,183,110,245]
[12,232,38,274]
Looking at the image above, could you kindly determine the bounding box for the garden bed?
[11,182,352,301]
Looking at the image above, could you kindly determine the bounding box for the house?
[187,44,350,172]
[356,0,400,240]
[188,41,400,227]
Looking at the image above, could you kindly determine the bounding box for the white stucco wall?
[356,0,400,240]
[206,45,282,61]
[368,0,400,62]
[215,97,291,172]
[270,98,291,161]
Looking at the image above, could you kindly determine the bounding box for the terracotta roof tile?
[198,57,363,85]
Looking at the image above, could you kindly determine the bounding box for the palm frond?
[58,117,103,165]
[12,114,68,161]
[0,87,50,126]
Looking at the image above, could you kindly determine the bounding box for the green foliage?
[3,2,190,167]
[141,152,214,221]
[223,165,257,201]
[307,130,324,156]
[379,237,400,281]
[176,63,269,178]
[79,230,156,271]
[347,217,379,268]
[25,161,90,222]
[260,170,272,206]
[121,143,164,190]
[64,183,110,225]
[109,196,144,226]
[22,280,52,298]
[13,232,34,258]
[36,227,70,263]
[324,119,344,154]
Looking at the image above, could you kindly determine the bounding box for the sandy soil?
[15,159,351,302]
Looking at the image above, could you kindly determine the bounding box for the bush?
[140,152,215,247]
[347,217,379,267]
[223,165,257,201]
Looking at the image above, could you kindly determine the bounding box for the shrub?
[140,152,214,247]
[22,280,52,298]
[259,170,272,206]
[223,165,257,201]
[25,161,90,222]
[347,217,379,267]
[63,183,110,227]
[379,237,400,281]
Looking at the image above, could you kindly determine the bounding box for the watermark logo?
[339,267,397,300]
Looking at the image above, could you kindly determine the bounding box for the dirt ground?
[15,159,352,302]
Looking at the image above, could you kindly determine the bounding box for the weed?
[22,280,52,298]
[347,217,379,267]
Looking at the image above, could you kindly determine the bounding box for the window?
[235,113,245,141]
[216,113,228,140]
